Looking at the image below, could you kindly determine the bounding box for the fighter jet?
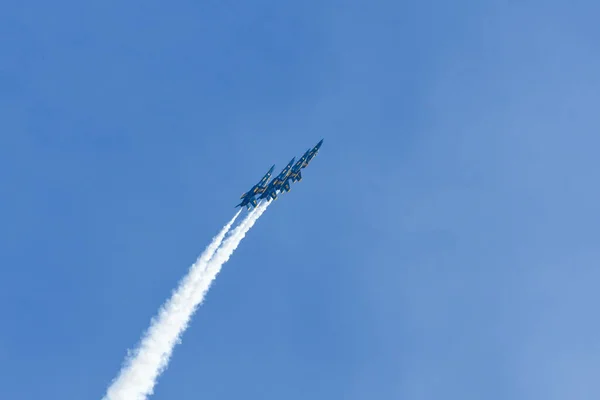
[236,164,275,209]
[288,139,323,182]
[304,139,323,165]
[288,151,309,183]
[259,157,296,201]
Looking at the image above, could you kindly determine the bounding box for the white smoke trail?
[189,200,270,316]
[104,210,242,400]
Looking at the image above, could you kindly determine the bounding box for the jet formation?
[236,139,323,209]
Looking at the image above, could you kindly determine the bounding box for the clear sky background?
[2,0,600,399]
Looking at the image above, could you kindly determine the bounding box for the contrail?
[188,199,270,317]
[104,210,243,400]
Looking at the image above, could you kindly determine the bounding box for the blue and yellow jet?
[288,139,323,182]
[287,151,309,183]
[236,164,275,209]
[259,157,296,201]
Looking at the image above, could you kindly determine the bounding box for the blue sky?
[2,0,600,399]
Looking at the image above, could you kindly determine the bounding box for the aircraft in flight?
[289,139,323,182]
[234,139,324,208]
[287,151,309,183]
[258,157,296,201]
[235,164,275,209]
[304,138,323,165]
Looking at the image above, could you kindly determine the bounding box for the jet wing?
[253,186,267,195]
[290,170,302,182]
[258,181,275,199]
